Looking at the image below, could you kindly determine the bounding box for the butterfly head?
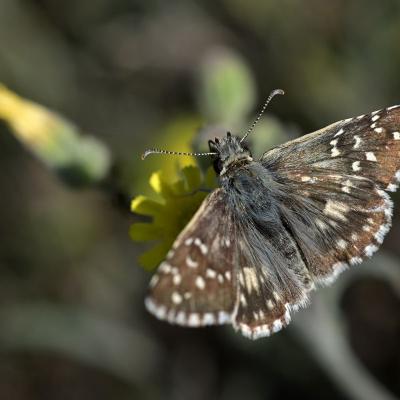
[141,89,284,172]
[208,132,252,175]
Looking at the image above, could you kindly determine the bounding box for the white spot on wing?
[393,131,400,140]
[167,250,174,259]
[238,323,252,339]
[149,274,159,288]
[318,262,348,286]
[334,128,345,137]
[203,313,215,325]
[194,238,208,254]
[176,311,186,324]
[188,313,201,326]
[371,114,380,122]
[284,306,291,324]
[272,319,283,333]
[195,276,206,290]
[206,268,217,279]
[172,291,182,305]
[366,152,377,162]
[353,135,362,149]
[242,267,260,293]
[252,325,271,339]
[218,311,231,324]
[159,262,172,274]
[341,179,353,194]
[145,298,166,320]
[374,127,384,133]
[342,186,350,194]
[374,223,391,244]
[352,161,361,171]
[387,183,398,192]
[351,232,359,241]
[350,257,363,265]
[365,244,379,257]
[173,274,182,285]
[330,139,341,157]
[186,255,198,268]
[315,218,328,231]
[273,291,281,301]
[324,200,349,221]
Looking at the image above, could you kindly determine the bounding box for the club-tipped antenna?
[141,148,217,160]
[240,88,285,143]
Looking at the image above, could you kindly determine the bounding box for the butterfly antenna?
[240,88,285,143]
[141,148,217,160]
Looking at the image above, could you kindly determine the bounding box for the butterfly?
[142,89,400,339]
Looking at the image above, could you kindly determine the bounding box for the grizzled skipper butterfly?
[142,89,400,340]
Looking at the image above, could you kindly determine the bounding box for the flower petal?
[131,195,164,216]
[149,171,174,197]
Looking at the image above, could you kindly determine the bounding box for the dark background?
[0,1,399,399]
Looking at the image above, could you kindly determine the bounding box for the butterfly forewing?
[145,189,237,327]
[262,105,400,283]
[263,106,400,190]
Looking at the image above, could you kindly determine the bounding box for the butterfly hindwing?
[231,219,312,339]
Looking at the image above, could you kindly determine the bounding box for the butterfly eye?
[241,143,250,152]
[213,158,223,174]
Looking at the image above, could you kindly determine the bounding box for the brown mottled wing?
[230,214,313,340]
[145,188,238,327]
[261,105,400,284]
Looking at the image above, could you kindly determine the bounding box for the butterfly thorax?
[209,133,253,176]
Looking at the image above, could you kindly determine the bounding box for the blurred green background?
[0,1,400,399]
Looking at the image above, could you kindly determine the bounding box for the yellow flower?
[0,84,110,185]
[130,165,217,270]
